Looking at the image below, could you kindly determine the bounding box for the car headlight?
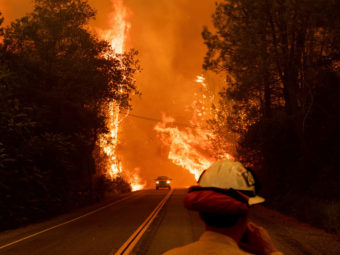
[166,180,171,184]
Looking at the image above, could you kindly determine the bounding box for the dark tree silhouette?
[203,0,340,233]
[0,1,139,230]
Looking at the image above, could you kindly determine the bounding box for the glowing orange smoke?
[155,75,233,180]
[98,0,145,191]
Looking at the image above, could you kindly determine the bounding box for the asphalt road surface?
[0,189,339,255]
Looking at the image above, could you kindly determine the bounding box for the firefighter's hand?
[239,222,281,255]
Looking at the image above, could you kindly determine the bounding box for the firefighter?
[163,159,283,255]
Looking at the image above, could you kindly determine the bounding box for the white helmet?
[198,159,265,205]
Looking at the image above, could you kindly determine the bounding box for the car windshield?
[156,176,170,180]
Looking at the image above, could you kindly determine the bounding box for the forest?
[204,0,340,233]
[0,0,339,235]
[0,0,137,230]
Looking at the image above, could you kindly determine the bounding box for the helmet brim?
[248,195,265,205]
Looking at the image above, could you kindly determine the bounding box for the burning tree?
[0,0,140,229]
[94,0,145,191]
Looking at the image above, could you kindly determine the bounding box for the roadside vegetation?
[0,0,137,230]
[204,0,340,234]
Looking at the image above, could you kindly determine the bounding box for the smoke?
[0,0,33,24]
[119,0,217,187]
[0,0,218,188]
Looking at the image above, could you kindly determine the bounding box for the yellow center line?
[114,189,174,255]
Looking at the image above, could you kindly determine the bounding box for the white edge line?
[0,194,134,250]
[114,190,173,255]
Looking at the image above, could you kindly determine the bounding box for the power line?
[121,112,162,123]
[119,111,204,128]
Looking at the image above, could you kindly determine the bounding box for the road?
[0,189,339,255]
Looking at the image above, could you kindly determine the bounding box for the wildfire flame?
[154,114,214,180]
[99,0,131,54]
[196,75,207,88]
[126,168,145,191]
[100,102,122,179]
[155,75,233,181]
[98,0,145,191]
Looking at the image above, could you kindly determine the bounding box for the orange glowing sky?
[0,0,224,188]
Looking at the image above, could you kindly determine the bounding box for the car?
[155,176,172,190]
